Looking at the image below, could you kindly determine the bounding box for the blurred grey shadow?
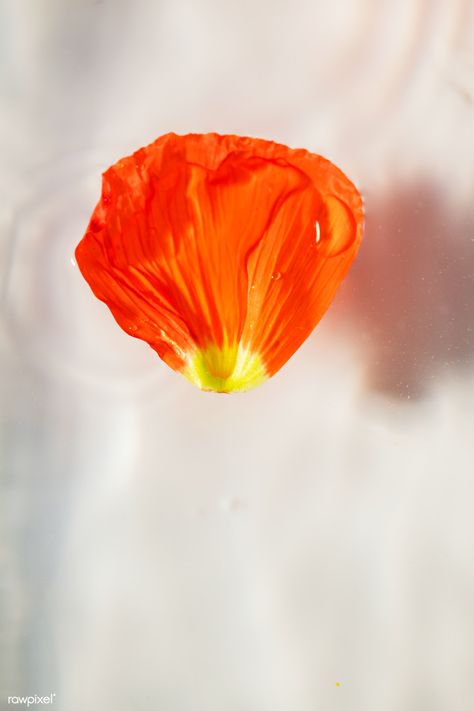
[343,183,474,399]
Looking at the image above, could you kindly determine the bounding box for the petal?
[76,133,363,392]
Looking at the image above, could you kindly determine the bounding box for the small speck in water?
[219,497,246,513]
[335,682,341,687]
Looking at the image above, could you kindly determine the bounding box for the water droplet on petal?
[90,214,107,234]
[315,221,321,244]
[70,256,77,267]
[127,324,138,332]
[316,195,357,257]
[271,271,282,281]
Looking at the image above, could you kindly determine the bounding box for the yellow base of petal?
[183,341,267,393]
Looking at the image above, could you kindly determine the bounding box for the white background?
[1,1,474,709]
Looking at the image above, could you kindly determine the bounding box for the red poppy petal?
[76,133,363,392]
